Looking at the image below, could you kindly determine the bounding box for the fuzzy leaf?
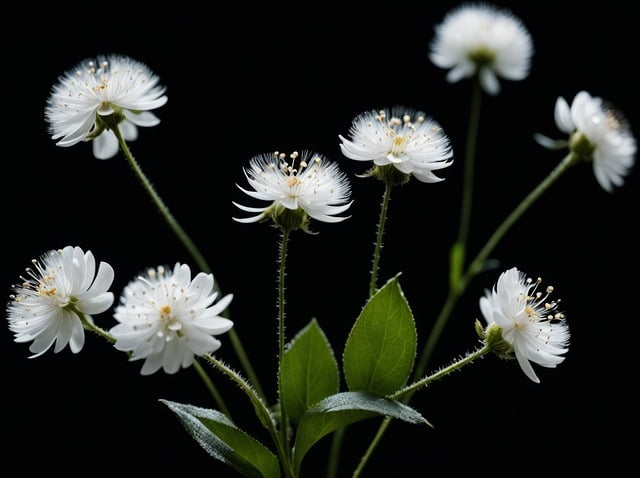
[161,400,280,478]
[292,391,429,475]
[281,318,339,424]
[343,274,417,394]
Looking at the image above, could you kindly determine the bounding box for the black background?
[2,3,637,477]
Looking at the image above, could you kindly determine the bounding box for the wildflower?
[339,106,453,184]
[535,90,637,192]
[429,2,533,95]
[45,54,168,159]
[233,150,352,232]
[110,263,233,375]
[478,267,570,383]
[6,246,115,358]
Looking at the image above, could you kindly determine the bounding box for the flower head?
[339,106,453,184]
[478,267,569,383]
[110,263,233,375]
[45,54,168,160]
[6,246,115,358]
[233,150,352,232]
[535,90,636,192]
[429,3,533,95]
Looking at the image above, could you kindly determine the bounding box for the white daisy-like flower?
[45,54,168,160]
[6,246,115,358]
[110,263,233,376]
[479,267,570,383]
[233,150,352,230]
[338,106,453,183]
[429,3,533,95]
[534,90,637,192]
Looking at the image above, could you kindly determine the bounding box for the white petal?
[554,97,574,134]
[479,68,500,96]
[93,131,120,159]
[514,349,540,383]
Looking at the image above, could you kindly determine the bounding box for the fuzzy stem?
[368,182,393,297]
[327,182,393,477]
[277,229,291,461]
[393,344,490,400]
[203,354,295,478]
[352,345,491,478]
[354,151,579,478]
[415,151,578,377]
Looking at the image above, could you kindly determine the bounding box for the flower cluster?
[5,3,636,477]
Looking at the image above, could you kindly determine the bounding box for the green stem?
[277,229,291,462]
[110,123,266,402]
[368,183,393,297]
[77,310,115,345]
[327,182,392,477]
[354,151,579,477]
[203,354,295,478]
[393,344,490,400]
[193,359,232,419]
[449,78,483,289]
[326,427,345,478]
[353,344,491,478]
[414,151,578,380]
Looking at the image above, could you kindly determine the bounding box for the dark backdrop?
[2,3,637,477]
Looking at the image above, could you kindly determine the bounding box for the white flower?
[45,54,168,160]
[535,90,637,192]
[479,267,570,383]
[429,3,533,95]
[339,107,453,183]
[110,263,233,375]
[6,246,115,358]
[233,150,352,228]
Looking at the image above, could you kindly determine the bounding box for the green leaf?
[161,400,281,478]
[292,391,429,475]
[343,274,417,394]
[281,318,339,424]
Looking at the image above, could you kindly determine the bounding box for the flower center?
[36,273,58,298]
[380,112,426,158]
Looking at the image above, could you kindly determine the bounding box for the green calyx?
[468,48,495,68]
[568,131,596,162]
[266,203,310,233]
[371,164,411,187]
[87,107,126,140]
[476,321,513,360]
